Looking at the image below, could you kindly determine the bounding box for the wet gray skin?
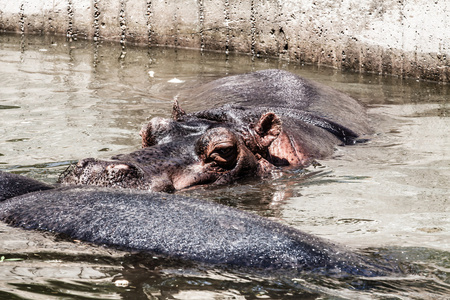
[0,171,53,201]
[61,69,371,192]
[0,171,398,277]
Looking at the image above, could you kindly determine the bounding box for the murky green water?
[1,33,449,299]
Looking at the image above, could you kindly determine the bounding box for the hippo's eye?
[195,127,240,169]
[215,146,232,156]
[208,142,238,169]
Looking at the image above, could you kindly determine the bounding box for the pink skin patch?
[269,132,307,166]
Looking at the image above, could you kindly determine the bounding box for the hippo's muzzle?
[61,158,150,190]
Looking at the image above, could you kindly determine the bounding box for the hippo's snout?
[61,158,149,190]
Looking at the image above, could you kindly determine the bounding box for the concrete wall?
[1,0,449,82]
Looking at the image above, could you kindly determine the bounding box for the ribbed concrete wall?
[1,0,449,82]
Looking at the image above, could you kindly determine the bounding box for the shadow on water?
[0,33,449,298]
[180,167,333,220]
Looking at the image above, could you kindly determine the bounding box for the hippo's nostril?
[160,184,175,193]
[76,158,95,168]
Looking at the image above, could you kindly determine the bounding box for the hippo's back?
[0,186,390,276]
[0,171,53,201]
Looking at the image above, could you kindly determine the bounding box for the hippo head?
[60,69,368,192]
[61,103,294,192]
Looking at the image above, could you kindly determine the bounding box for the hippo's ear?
[254,112,282,147]
[172,98,186,121]
[139,122,155,148]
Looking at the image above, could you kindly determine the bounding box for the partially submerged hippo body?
[0,171,394,276]
[61,69,371,192]
[0,71,395,276]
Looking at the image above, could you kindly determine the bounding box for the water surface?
[0,34,449,299]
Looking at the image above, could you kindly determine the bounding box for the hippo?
[60,69,371,192]
[0,171,397,277]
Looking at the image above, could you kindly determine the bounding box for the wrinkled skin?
[0,171,398,276]
[61,69,371,192]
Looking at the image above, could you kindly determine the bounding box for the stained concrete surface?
[0,0,449,82]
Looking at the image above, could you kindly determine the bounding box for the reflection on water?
[0,33,449,299]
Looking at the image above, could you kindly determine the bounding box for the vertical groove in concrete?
[66,0,73,39]
[146,0,152,47]
[224,0,229,55]
[197,0,204,52]
[250,0,256,58]
[119,0,127,59]
[92,0,100,41]
[18,3,24,35]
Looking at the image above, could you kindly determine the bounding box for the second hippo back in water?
[0,171,397,277]
[61,69,371,192]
